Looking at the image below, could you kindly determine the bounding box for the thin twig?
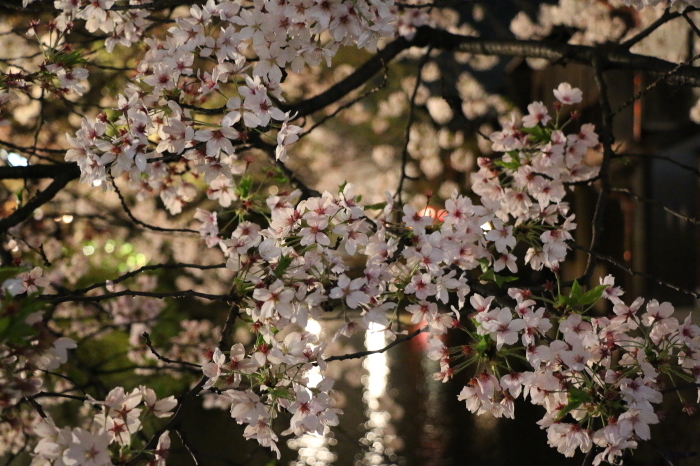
[6,233,50,266]
[112,180,197,234]
[299,62,389,139]
[175,427,203,466]
[613,52,700,116]
[126,303,241,466]
[39,289,230,304]
[582,57,614,283]
[573,244,700,299]
[683,10,700,38]
[71,262,227,294]
[395,47,433,206]
[32,392,88,402]
[621,7,681,50]
[611,186,700,225]
[39,370,88,395]
[143,332,202,369]
[24,396,47,418]
[0,171,75,234]
[619,153,700,178]
[661,382,700,394]
[321,326,428,364]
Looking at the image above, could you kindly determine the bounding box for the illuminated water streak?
[358,323,399,466]
[288,319,337,466]
[418,351,448,466]
[288,431,337,466]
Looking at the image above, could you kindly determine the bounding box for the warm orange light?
[419,206,447,222]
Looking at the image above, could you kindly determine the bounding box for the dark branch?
[39,289,230,304]
[72,262,227,294]
[321,326,428,364]
[620,153,700,178]
[283,34,412,118]
[395,47,432,206]
[621,7,681,49]
[142,332,202,368]
[283,26,700,123]
[112,181,198,234]
[611,186,700,225]
[573,244,700,299]
[582,58,614,283]
[0,170,76,234]
[127,303,241,466]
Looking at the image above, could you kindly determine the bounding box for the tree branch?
[112,181,198,234]
[621,7,681,49]
[611,186,700,225]
[395,47,432,206]
[127,302,241,466]
[39,289,230,304]
[582,58,614,283]
[142,332,202,368]
[573,244,700,299]
[321,326,428,364]
[71,262,227,294]
[283,26,700,123]
[0,170,76,234]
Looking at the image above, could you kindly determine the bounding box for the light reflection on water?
[289,319,337,466]
[283,319,547,466]
[288,430,337,466]
[288,322,401,466]
[358,323,398,466]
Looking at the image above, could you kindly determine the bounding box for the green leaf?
[475,335,490,354]
[273,254,293,277]
[570,280,583,301]
[267,387,293,400]
[476,258,490,274]
[558,281,607,308]
[555,388,591,421]
[521,125,551,143]
[479,270,518,288]
[364,202,387,211]
[237,176,252,199]
[46,49,86,67]
[493,158,521,170]
[268,166,287,184]
[579,284,607,306]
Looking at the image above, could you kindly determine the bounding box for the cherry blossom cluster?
[0,268,76,417]
[32,386,176,466]
[0,21,91,126]
[201,331,336,457]
[4,0,700,460]
[24,0,151,51]
[431,277,700,466]
[61,0,449,216]
[471,82,598,271]
[64,0,408,207]
[189,84,611,456]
